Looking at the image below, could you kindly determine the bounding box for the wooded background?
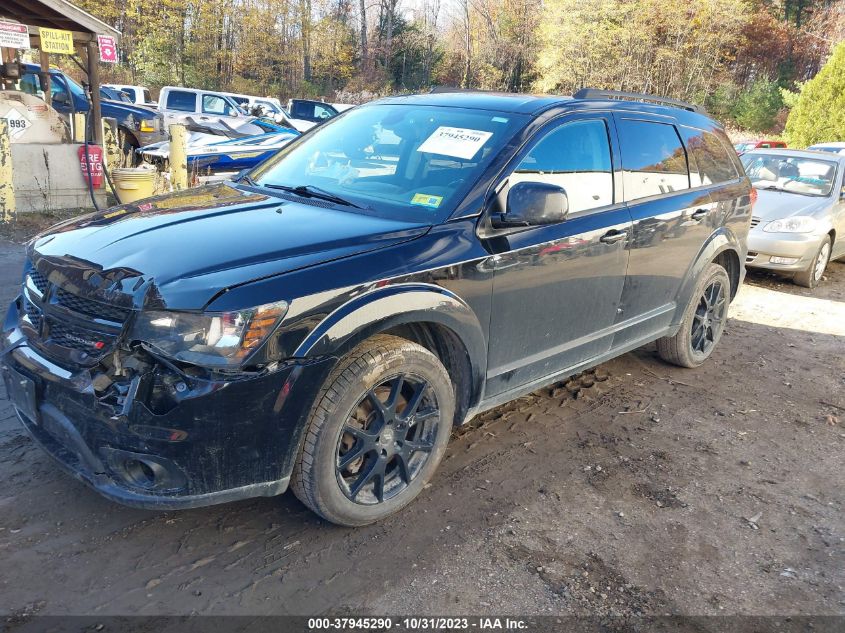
[71,0,844,134]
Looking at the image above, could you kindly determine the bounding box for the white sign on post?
[0,21,30,49]
[1,108,32,139]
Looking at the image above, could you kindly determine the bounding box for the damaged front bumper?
[1,299,333,510]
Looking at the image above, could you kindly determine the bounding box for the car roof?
[373,91,719,127]
[743,147,845,162]
[808,142,845,148]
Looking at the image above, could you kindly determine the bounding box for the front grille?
[29,269,49,293]
[746,251,758,263]
[750,216,761,228]
[54,287,130,323]
[46,321,112,354]
[23,294,42,330]
[21,266,132,362]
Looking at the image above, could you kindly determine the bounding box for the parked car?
[17,64,166,164]
[741,148,845,287]
[806,142,845,155]
[734,139,787,155]
[1,89,751,526]
[287,98,339,126]
[102,84,155,106]
[157,86,246,128]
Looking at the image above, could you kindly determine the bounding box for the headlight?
[762,216,817,233]
[139,119,157,133]
[131,301,288,367]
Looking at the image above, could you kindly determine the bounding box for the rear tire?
[793,236,831,288]
[291,335,454,526]
[657,263,731,368]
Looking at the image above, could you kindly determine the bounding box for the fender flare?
[292,283,488,408]
[672,227,743,325]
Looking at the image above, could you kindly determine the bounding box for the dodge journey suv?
[1,89,751,526]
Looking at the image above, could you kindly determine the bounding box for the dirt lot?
[0,237,842,619]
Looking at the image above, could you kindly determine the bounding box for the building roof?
[1,0,119,42]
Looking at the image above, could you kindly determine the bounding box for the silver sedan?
[741,149,845,288]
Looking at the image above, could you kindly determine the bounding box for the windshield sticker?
[417,126,493,160]
[411,193,443,208]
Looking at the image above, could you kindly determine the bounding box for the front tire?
[291,335,454,526]
[793,235,831,288]
[657,263,731,368]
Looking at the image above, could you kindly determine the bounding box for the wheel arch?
[293,284,487,425]
[673,229,743,325]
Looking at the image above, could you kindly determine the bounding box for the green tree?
[731,78,784,132]
[785,42,845,146]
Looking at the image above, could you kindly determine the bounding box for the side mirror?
[227,108,239,117]
[52,91,68,104]
[493,182,569,228]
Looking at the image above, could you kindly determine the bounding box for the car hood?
[29,183,430,310]
[100,100,159,118]
[752,189,831,221]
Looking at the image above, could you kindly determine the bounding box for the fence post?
[169,124,188,191]
[0,121,14,221]
[72,113,87,143]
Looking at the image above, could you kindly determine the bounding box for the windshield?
[734,143,752,152]
[250,104,527,221]
[62,74,87,99]
[741,154,837,197]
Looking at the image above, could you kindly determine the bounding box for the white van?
[103,84,155,106]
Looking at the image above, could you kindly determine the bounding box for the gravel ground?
[0,238,842,620]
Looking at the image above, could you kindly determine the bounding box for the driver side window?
[509,119,614,215]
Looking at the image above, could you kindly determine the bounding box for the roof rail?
[429,86,490,94]
[572,88,706,114]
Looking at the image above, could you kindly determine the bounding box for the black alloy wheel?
[336,373,439,505]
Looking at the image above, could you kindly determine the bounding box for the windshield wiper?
[263,183,362,209]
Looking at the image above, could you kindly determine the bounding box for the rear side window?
[143,89,152,102]
[166,90,196,112]
[512,119,614,214]
[680,127,738,186]
[617,120,689,201]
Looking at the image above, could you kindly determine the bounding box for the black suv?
[1,90,751,526]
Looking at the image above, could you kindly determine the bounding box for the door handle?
[600,230,628,244]
[691,208,709,221]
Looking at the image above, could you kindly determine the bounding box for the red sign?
[78,145,104,189]
[97,35,117,63]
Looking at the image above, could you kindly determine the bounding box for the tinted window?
[617,120,689,201]
[511,119,613,213]
[166,90,196,112]
[680,127,738,186]
[143,89,152,102]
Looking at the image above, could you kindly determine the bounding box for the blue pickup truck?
[18,63,166,164]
